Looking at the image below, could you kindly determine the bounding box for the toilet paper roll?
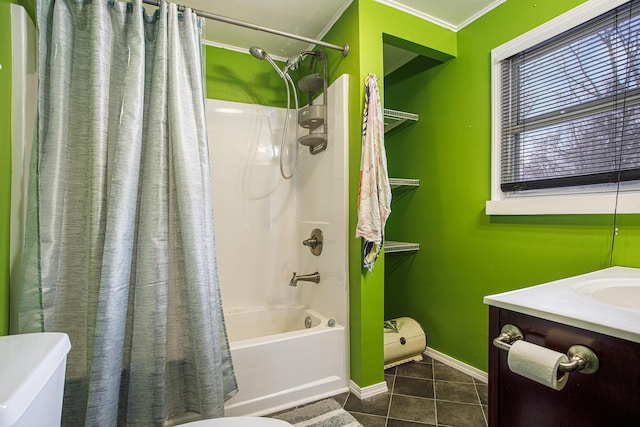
[507,340,569,391]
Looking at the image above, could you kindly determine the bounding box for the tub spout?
[289,272,320,286]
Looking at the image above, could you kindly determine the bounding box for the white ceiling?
[179,0,503,61]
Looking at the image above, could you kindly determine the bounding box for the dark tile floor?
[332,356,488,427]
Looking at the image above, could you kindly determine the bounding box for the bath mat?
[272,398,362,427]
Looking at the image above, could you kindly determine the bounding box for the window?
[487,0,640,215]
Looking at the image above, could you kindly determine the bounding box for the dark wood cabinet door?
[489,306,640,427]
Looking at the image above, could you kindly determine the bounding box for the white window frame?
[486,0,640,215]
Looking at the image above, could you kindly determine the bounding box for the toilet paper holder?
[493,324,599,374]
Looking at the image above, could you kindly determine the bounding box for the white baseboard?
[349,379,388,400]
[424,347,488,383]
[349,348,487,401]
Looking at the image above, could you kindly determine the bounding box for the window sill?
[486,191,640,215]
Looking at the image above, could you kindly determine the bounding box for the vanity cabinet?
[488,306,640,427]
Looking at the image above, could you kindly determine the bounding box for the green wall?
[384,0,640,372]
[205,46,292,108]
[0,0,12,336]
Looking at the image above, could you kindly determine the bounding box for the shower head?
[249,46,266,60]
[249,45,285,79]
[298,73,324,94]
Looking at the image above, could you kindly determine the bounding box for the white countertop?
[484,266,640,344]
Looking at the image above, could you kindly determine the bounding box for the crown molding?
[375,0,506,32]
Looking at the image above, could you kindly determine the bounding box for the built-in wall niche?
[382,35,455,254]
[383,43,419,76]
[383,33,455,86]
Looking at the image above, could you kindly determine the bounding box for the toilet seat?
[178,417,293,426]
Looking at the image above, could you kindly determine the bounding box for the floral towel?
[355,74,391,271]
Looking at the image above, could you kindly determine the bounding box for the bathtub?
[223,305,348,417]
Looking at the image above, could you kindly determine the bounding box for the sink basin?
[592,287,640,310]
[573,278,640,310]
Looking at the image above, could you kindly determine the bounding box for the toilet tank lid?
[0,332,71,425]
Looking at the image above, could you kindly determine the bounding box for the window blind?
[500,0,640,192]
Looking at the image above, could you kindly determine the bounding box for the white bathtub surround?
[224,306,348,416]
[206,75,350,416]
[223,305,323,342]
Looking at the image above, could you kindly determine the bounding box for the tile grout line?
[390,391,486,407]
[384,368,395,427]
[432,360,438,425]
[474,379,489,427]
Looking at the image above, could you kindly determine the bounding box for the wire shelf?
[384,108,419,134]
[389,178,420,188]
[384,241,420,253]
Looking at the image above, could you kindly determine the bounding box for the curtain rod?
[142,0,350,57]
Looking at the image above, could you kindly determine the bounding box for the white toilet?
[0,332,71,427]
[0,332,292,427]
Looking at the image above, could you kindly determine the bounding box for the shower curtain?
[16,0,237,425]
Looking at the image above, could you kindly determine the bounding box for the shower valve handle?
[302,228,323,256]
[303,237,318,248]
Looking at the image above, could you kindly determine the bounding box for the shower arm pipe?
[142,0,350,57]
